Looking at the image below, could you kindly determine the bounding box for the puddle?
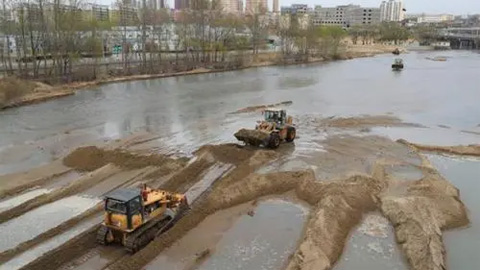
[0,188,52,213]
[334,212,407,270]
[184,163,234,203]
[196,200,308,270]
[0,216,101,270]
[385,164,424,181]
[427,155,480,269]
[0,195,100,253]
[144,202,255,270]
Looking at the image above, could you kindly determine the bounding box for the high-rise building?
[380,0,405,22]
[273,0,279,13]
[245,0,267,14]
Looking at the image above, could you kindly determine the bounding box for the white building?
[415,14,455,23]
[380,0,405,22]
[312,5,381,27]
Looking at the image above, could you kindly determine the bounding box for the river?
[1,50,479,176]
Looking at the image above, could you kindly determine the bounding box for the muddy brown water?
[426,155,480,270]
[334,212,407,270]
[195,200,307,270]
[1,51,480,176]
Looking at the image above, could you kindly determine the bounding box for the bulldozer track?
[124,217,171,253]
[124,202,190,253]
[96,225,109,245]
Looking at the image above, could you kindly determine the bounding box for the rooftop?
[105,188,140,202]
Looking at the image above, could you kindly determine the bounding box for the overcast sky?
[98,0,480,15]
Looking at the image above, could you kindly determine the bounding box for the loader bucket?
[234,129,270,147]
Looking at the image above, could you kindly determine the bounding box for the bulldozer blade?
[234,129,270,147]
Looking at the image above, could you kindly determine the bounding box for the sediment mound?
[380,173,469,270]
[63,146,186,172]
[194,143,258,165]
[287,175,384,270]
[231,101,293,114]
[319,115,422,128]
[398,139,480,157]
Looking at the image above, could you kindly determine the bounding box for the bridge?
[439,27,480,49]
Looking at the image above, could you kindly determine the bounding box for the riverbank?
[0,44,401,111]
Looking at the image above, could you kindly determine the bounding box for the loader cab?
[264,109,286,126]
[104,188,144,232]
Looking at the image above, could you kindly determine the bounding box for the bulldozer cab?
[264,109,286,126]
[104,188,144,231]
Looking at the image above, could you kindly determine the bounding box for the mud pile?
[231,101,293,114]
[287,175,385,270]
[319,115,422,129]
[194,144,257,165]
[234,129,270,146]
[380,173,469,270]
[63,146,186,172]
[398,139,480,157]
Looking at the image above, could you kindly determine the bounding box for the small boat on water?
[392,58,404,71]
[392,48,401,55]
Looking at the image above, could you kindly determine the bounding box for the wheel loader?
[97,184,189,253]
[234,108,296,149]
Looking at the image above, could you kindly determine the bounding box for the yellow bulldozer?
[234,108,296,149]
[97,184,188,253]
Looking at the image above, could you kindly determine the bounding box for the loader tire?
[268,133,281,149]
[286,127,296,143]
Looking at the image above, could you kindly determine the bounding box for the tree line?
[1,0,414,84]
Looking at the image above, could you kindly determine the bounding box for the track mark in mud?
[0,189,51,213]
[0,160,71,199]
[0,196,100,254]
[0,164,119,224]
[3,218,101,270]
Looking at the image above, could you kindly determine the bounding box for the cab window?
[106,199,127,214]
[129,197,142,214]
